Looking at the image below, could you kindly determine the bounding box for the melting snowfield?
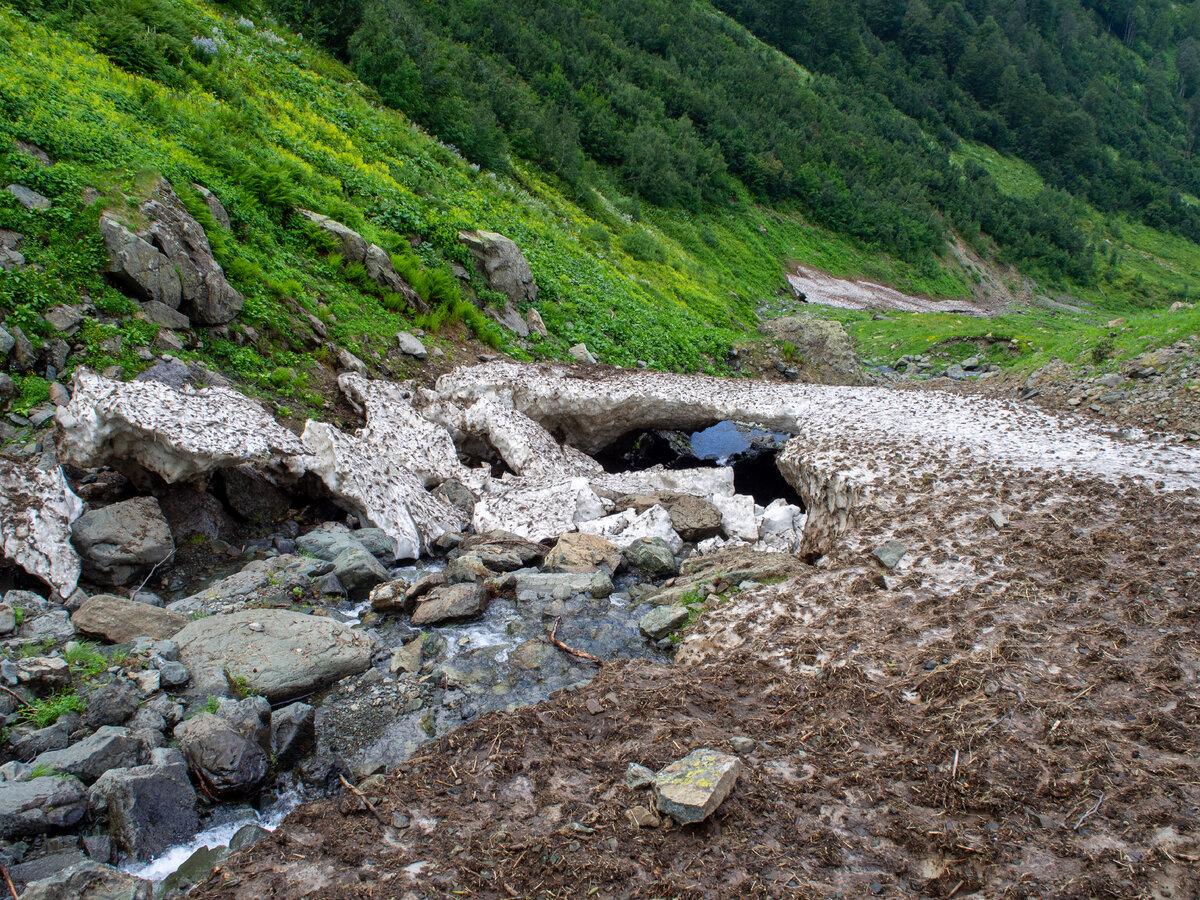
[786,265,985,313]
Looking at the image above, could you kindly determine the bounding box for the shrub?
[619,228,666,264]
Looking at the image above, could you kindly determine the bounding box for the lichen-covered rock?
[0,456,83,597]
[458,229,538,303]
[652,748,743,824]
[623,536,678,578]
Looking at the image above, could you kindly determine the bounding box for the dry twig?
[548,619,603,665]
[339,773,388,825]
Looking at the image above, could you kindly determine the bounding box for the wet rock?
[174,713,268,797]
[82,680,141,728]
[88,747,198,861]
[625,763,655,790]
[457,229,538,304]
[18,860,151,900]
[652,748,743,824]
[331,546,389,600]
[270,702,314,763]
[638,606,689,640]
[9,851,91,889]
[544,532,622,574]
[624,537,678,578]
[513,571,614,599]
[389,638,424,675]
[71,595,188,643]
[354,528,398,562]
[230,822,270,851]
[0,457,83,598]
[871,540,907,570]
[31,726,141,784]
[70,497,174,587]
[158,845,227,899]
[174,609,374,702]
[411,583,488,626]
[396,331,427,358]
[0,775,88,838]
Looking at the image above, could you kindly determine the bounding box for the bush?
[582,222,610,249]
[619,228,667,264]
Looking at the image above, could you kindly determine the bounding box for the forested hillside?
[264,0,1200,287]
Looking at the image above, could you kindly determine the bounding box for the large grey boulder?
[758,315,864,385]
[7,184,51,210]
[0,775,88,838]
[70,497,174,586]
[140,180,243,324]
[331,546,389,600]
[71,594,188,643]
[638,605,689,640]
[88,748,198,861]
[99,216,182,308]
[410,582,488,626]
[31,726,142,784]
[174,609,374,702]
[19,861,151,900]
[623,536,678,578]
[174,713,268,797]
[458,229,538,304]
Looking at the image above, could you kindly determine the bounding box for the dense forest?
[250,0,1200,286]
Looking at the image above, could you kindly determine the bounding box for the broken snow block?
[652,748,743,825]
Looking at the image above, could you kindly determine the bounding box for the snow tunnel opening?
[595,420,804,511]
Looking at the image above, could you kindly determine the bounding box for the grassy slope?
[0,0,1196,420]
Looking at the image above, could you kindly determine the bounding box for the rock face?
[174,609,374,702]
[0,775,88,838]
[58,370,309,483]
[759,315,864,385]
[71,594,188,643]
[652,748,743,824]
[70,497,174,586]
[174,713,268,797]
[458,229,538,304]
[88,748,198,860]
[19,861,151,900]
[0,456,83,597]
[99,216,182,308]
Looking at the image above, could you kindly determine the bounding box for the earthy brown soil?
[190,430,1200,899]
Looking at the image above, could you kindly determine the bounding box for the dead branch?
[548,619,603,665]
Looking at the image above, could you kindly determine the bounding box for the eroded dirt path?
[191,378,1200,900]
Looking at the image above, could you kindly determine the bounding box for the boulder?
[31,726,142,784]
[543,533,622,574]
[331,546,389,600]
[364,244,427,313]
[652,748,742,824]
[43,305,84,333]
[88,748,198,861]
[410,583,488,626]
[16,656,71,691]
[139,300,190,330]
[71,595,188,643]
[526,307,548,337]
[758,315,864,385]
[174,609,374,702]
[638,605,689,640]
[7,184,51,210]
[615,492,722,543]
[7,722,70,758]
[296,523,363,561]
[158,484,235,543]
[569,343,596,365]
[174,713,268,797]
[512,571,614,600]
[396,331,428,359]
[488,301,529,337]
[457,229,538,304]
[215,695,272,750]
[20,861,151,900]
[99,216,182,308]
[71,497,174,587]
[871,540,907,570]
[0,775,88,838]
[9,324,36,370]
[623,536,678,578]
[21,609,75,644]
[297,209,368,262]
[83,680,141,728]
[193,183,231,229]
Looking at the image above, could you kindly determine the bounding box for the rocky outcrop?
[0,456,83,597]
[174,609,374,702]
[298,210,427,313]
[58,370,309,483]
[458,229,538,304]
[758,315,865,385]
[70,497,174,586]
